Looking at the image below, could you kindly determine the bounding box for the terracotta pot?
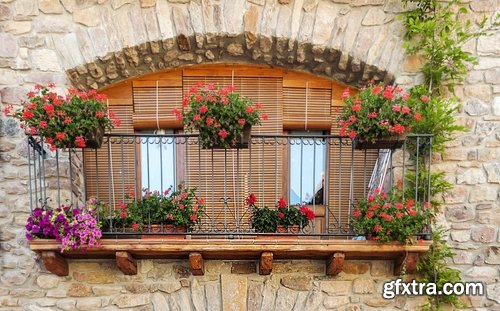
[164,224,176,233]
[175,226,187,233]
[289,225,300,234]
[201,124,251,149]
[276,225,287,233]
[84,126,104,149]
[353,134,406,150]
[149,224,162,233]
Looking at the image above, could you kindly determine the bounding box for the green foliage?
[404,170,453,207]
[5,84,120,149]
[250,205,278,233]
[408,86,467,153]
[338,84,422,142]
[402,0,497,93]
[351,186,434,243]
[417,227,467,310]
[115,183,204,232]
[175,82,265,149]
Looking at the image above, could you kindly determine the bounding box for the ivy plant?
[402,0,498,93]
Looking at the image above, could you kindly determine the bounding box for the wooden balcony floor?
[29,238,432,277]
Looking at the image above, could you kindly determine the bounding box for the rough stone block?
[221,274,247,311]
[453,250,475,265]
[324,296,350,309]
[464,98,489,116]
[352,277,375,294]
[231,261,256,274]
[275,286,298,310]
[456,168,486,185]
[469,185,498,203]
[484,163,500,183]
[364,297,391,307]
[343,262,369,275]
[157,281,182,294]
[112,294,150,308]
[443,186,469,204]
[471,225,497,243]
[36,275,60,289]
[280,275,312,291]
[450,230,471,242]
[76,298,101,310]
[485,246,500,264]
[445,205,476,222]
[67,283,92,297]
[320,281,351,296]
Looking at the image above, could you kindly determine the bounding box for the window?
[140,130,176,192]
[289,131,326,205]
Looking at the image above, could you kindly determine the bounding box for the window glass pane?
[140,131,175,192]
[290,131,325,205]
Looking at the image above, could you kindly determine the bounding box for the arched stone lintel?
[66,34,395,91]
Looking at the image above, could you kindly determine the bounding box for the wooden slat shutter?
[84,104,136,209]
[283,87,331,130]
[132,81,183,130]
[328,106,378,233]
[182,75,283,231]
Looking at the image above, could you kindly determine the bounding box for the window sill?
[29,238,431,277]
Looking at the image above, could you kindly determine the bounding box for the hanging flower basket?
[4,83,121,151]
[173,82,267,149]
[353,134,407,150]
[204,123,252,149]
[84,126,105,149]
[338,83,423,150]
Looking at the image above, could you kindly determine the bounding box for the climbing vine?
[401,1,498,310]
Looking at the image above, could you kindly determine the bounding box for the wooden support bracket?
[394,252,419,276]
[259,252,273,275]
[326,252,345,276]
[116,251,137,275]
[189,252,204,276]
[41,251,68,276]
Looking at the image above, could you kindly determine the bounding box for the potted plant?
[25,198,103,252]
[276,197,315,233]
[4,83,121,150]
[338,83,423,149]
[173,82,267,149]
[350,187,435,244]
[167,183,204,232]
[247,194,278,233]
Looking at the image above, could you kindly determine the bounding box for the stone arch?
[68,34,395,91]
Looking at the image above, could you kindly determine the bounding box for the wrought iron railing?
[27,133,433,238]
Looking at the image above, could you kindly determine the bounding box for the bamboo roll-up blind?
[328,107,378,234]
[84,105,136,209]
[132,83,183,129]
[182,75,283,231]
[283,87,331,130]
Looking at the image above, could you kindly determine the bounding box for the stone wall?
[4,259,429,311]
[0,0,499,310]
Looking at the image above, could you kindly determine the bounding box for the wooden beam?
[259,252,273,275]
[189,252,204,276]
[116,251,137,275]
[41,251,68,276]
[394,252,419,276]
[326,252,345,276]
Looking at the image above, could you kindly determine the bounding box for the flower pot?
[289,225,300,234]
[201,124,251,149]
[353,135,406,150]
[164,224,176,233]
[141,224,186,240]
[84,126,104,149]
[276,225,287,233]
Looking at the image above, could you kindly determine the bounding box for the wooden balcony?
[29,238,432,277]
